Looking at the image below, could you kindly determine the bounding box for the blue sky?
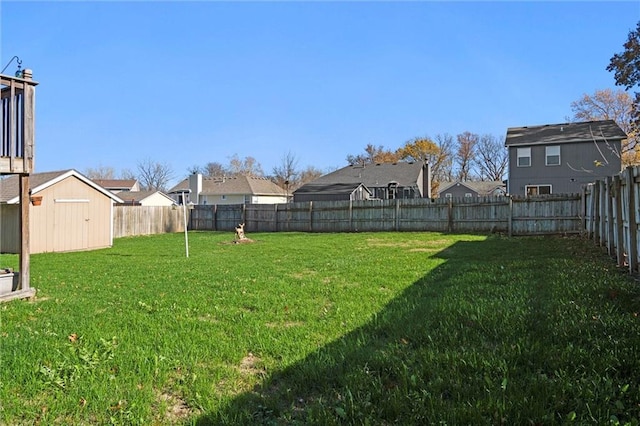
[1,1,639,186]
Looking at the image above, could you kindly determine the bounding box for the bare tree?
[227,154,263,177]
[120,168,137,180]
[204,162,227,177]
[474,134,508,181]
[84,166,115,180]
[137,159,174,191]
[297,166,324,187]
[433,134,455,182]
[455,132,478,181]
[570,88,638,165]
[272,151,299,189]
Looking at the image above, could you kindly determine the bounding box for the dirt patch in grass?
[265,321,303,329]
[238,352,265,377]
[289,269,317,279]
[157,390,195,423]
[365,238,449,249]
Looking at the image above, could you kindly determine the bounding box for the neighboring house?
[0,169,123,254]
[505,120,626,196]
[438,181,506,198]
[293,161,431,202]
[167,173,288,205]
[117,190,176,206]
[292,183,372,202]
[94,179,140,193]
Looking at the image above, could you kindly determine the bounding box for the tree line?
[85,21,639,195]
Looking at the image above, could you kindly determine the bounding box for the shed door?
[54,199,89,251]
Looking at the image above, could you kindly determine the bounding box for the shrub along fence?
[583,165,640,275]
[188,195,582,236]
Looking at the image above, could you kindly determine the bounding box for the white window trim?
[525,184,552,196]
[517,147,531,167]
[545,145,561,166]
[444,193,453,198]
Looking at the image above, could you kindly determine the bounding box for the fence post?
[598,180,606,247]
[447,198,453,233]
[395,199,400,232]
[606,177,614,255]
[213,204,217,231]
[508,196,513,237]
[309,201,313,232]
[349,200,353,232]
[614,175,624,266]
[592,182,600,244]
[627,167,638,273]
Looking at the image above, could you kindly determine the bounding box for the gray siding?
[508,140,621,195]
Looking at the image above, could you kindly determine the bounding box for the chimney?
[188,173,202,204]
[423,161,432,198]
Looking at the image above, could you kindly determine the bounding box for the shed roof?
[505,120,627,147]
[169,175,286,196]
[294,182,371,196]
[309,162,425,188]
[439,180,506,195]
[94,179,138,191]
[0,169,124,204]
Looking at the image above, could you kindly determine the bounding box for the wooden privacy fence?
[189,195,582,236]
[583,165,640,275]
[113,205,186,238]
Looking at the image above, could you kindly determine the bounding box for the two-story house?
[505,120,626,196]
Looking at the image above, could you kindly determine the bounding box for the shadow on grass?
[196,236,640,425]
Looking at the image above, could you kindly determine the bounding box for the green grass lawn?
[1,231,640,425]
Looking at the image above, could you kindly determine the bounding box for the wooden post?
[395,199,400,231]
[508,196,513,237]
[213,204,217,231]
[626,167,638,273]
[598,180,605,247]
[22,69,35,173]
[309,201,313,232]
[349,199,353,232]
[19,174,30,292]
[447,198,453,233]
[274,203,278,232]
[592,182,600,244]
[580,186,586,235]
[614,175,625,266]
[242,203,246,229]
[606,177,615,255]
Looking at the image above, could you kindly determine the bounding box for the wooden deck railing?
[0,70,37,174]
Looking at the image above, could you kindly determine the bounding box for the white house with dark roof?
[293,161,431,202]
[505,120,626,196]
[116,190,176,206]
[167,174,287,205]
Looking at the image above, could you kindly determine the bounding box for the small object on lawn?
[234,223,254,244]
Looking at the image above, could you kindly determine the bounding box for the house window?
[444,193,452,198]
[546,145,560,166]
[221,195,227,200]
[517,148,531,167]
[525,185,552,196]
[465,193,473,197]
